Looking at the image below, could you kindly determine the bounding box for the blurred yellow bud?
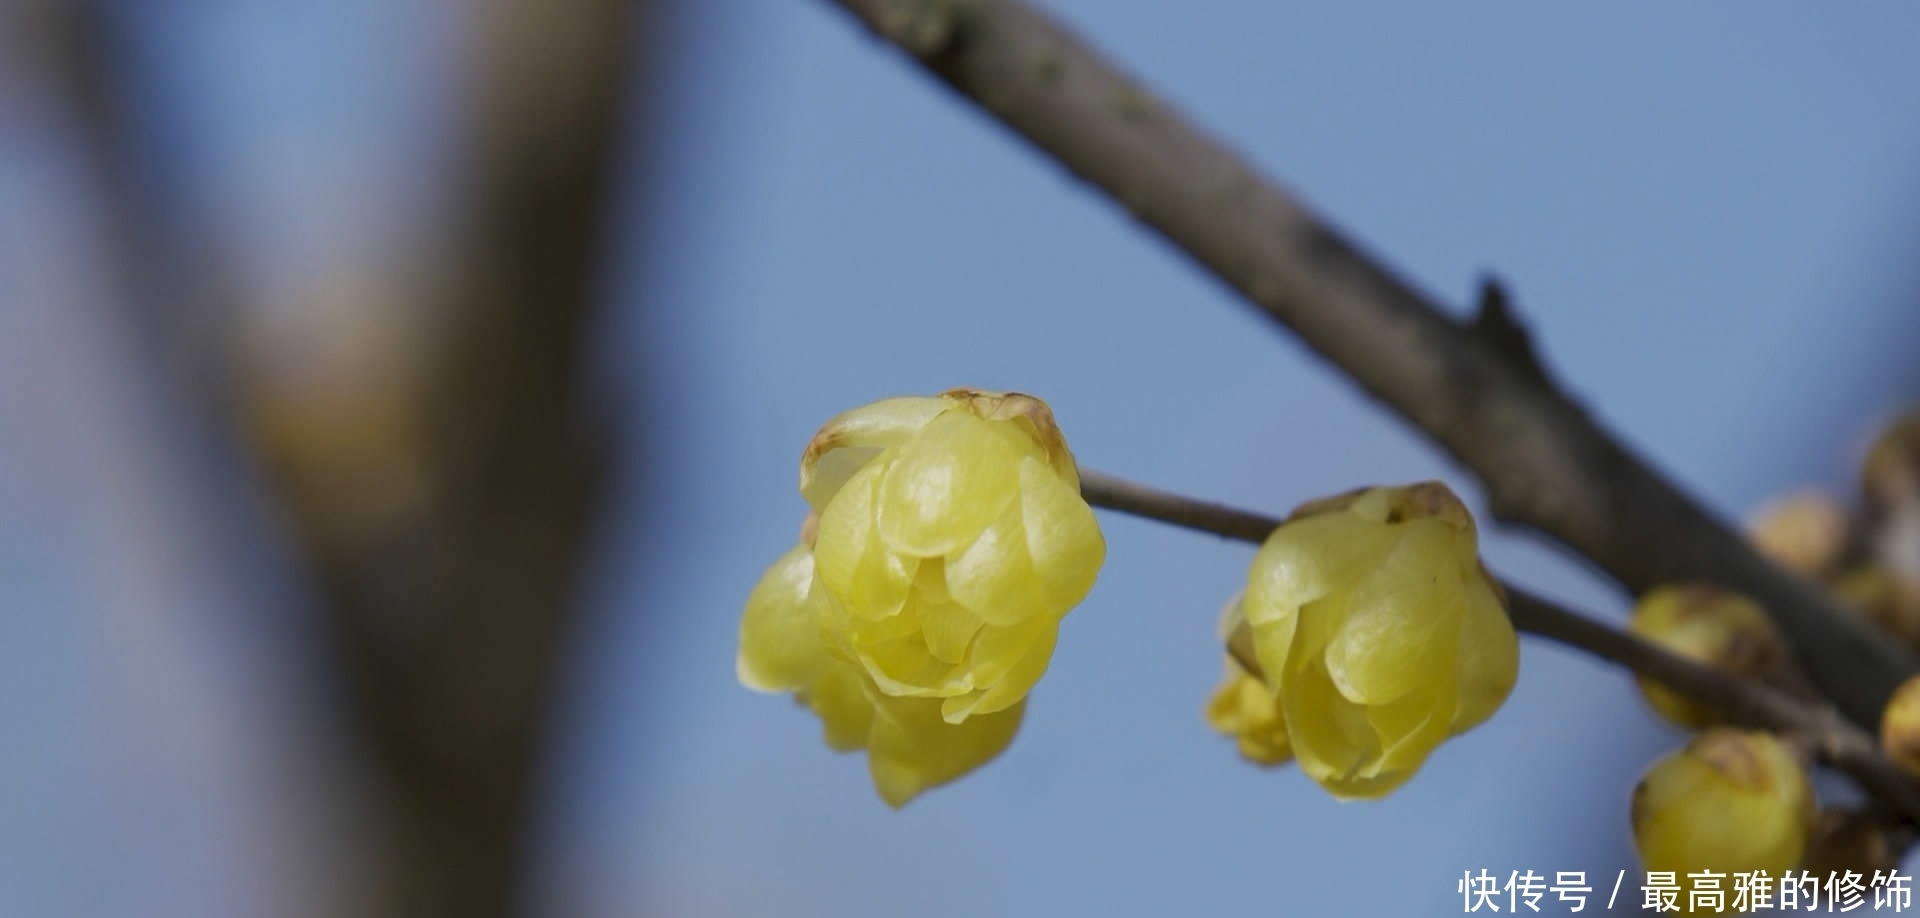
[738,541,1024,808]
[1801,807,1904,880]
[1627,586,1801,730]
[1880,674,1920,777]
[1745,490,1851,578]
[1831,564,1920,647]
[1240,482,1518,800]
[1871,509,1920,602]
[800,390,1105,724]
[1631,729,1816,914]
[1863,409,1920,514]
[1205,594,1292,767]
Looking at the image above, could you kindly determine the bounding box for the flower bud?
[1745,490,1851,578]
[1801,808,1904,880]
[800,390,1105,724]
[1631,729,1816,912]
[1880,673,1920,777]
[1863,409,1920,516]
[1871,508,1920,595]
[1205,593,1292,767]
[1240,482,1519,800]
[738,540,1024,807]
[1831,564,1920,647]
[1626,586,1802,730]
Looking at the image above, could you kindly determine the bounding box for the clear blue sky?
[4,1,1920,916]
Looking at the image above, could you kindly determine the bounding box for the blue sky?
[4,1,1920,916]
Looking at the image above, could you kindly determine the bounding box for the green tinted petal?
[876,411,1022,558]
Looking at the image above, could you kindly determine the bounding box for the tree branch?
[41,2,660,916]
[1077,469,1920,826]
[815,0,1915,728]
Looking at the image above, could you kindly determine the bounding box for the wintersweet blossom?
[1240,482,1519,799]
[800,390,1105,723]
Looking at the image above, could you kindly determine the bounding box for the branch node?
[1468,275,1551,388]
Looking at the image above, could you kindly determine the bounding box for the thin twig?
[1077,469,1920,826]
[815,0,1915,728]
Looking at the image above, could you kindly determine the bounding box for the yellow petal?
[1366,678,1454,775]
[875,410,1023,558]
[1205,675,1252,734]
[800,662,877,753]
[1451,574,1520,735]
[866,694,1026,808]
[1633,730,1815,883]
[1017,455,1106,612]
[737,545,830,693]
[813,461,916,620]
[1243,511,1401,633]
[1314,768,1420,801]
[944,499,1046,627]
[940,619,1060,723]
[1324,521,1465,705]
[853,626,970,699]
[1261,591,1346,687]
[913,575,985,664]
[800,396,950,510]
[1282,658,1380,784]
[1205,662,1293,767]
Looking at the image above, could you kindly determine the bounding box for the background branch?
[818,0,1914,728]
[1077,469,1920,827]
[41,2,660,916]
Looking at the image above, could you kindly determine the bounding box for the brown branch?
[816,0,1915,728]
[1077,469,1920,826]
[41,2,661,917]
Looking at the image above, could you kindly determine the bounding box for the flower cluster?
[1616,408,1920,911]
[737,390,1105,806]
[1744,408,1920,648]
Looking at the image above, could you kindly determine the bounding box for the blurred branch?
[815,0,1916,729]
[1078,469,1920,828]
[42,1,658,917]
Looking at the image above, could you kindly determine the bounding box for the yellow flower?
[738,539,1024,808]
[800,390,1105,724]
[1205,593,1293,767]
[1626,586,1798,730]
[1240,482,1519,800]
[1631,729,1815,914]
